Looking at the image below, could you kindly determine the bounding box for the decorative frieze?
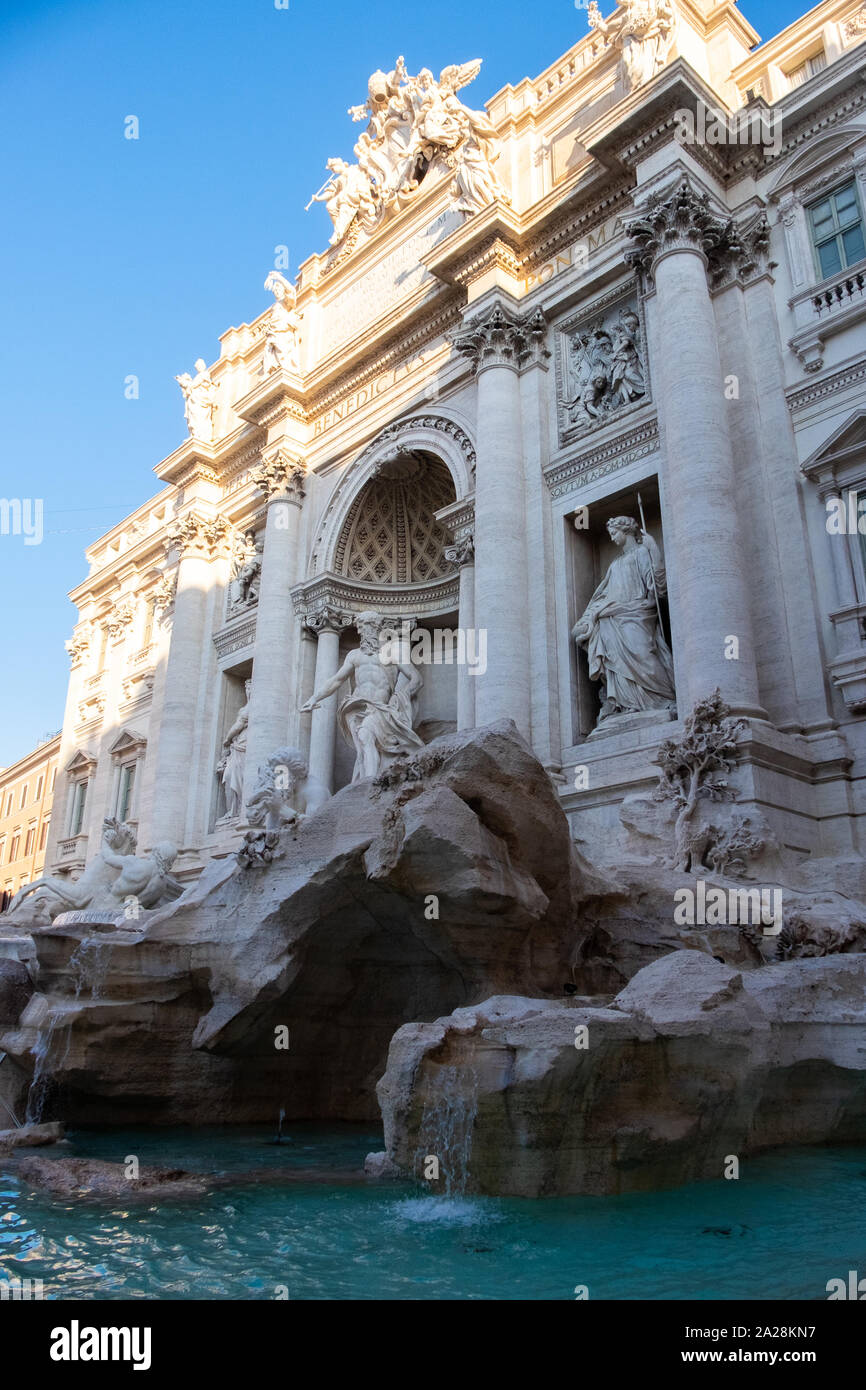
[451,304,549,374]
[544,419,660,499]
[555,292,648,444]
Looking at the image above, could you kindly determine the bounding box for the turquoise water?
[1,1127,865,1300]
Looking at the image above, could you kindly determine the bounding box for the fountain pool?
[1,1127,864,1300]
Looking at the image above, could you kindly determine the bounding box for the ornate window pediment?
[108,729,148,760]
[65,748,98,777]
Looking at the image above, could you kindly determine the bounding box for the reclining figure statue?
[7,818,182,925]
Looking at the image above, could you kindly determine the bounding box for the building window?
[19,783,28,809]
[69,781,88,836]
[0,839,5,866]
[787,49,826,88]
[24,825,36,857]
[9,833,20,862]
[50,766,57,791]
[4,794,11,817]
[35,775,44,801]
[117,763,136,822]
[38,819,49,851]
[808,180,866,280]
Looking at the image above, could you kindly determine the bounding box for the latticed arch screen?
[335,454,456,584]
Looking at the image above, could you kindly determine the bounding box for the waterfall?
[25,935,112,1123]
[25,1013,63,1124]
[415,1064,479,1198]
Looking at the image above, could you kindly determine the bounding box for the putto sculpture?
[307,56,509,254]
[175,358,218,442]
[300,610,424,781]
[572,515,675,726]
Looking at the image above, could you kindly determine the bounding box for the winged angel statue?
[307,57,509,251]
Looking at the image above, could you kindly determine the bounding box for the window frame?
[806,177,866,282]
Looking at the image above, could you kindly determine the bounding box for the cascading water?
[414,1064,479,1198]
[25,935,113,1123]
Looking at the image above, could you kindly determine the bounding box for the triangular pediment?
[802,411,866,478]
[108,728,148,758]
[65,748,98,775]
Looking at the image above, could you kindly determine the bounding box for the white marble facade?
[46,0,866,879]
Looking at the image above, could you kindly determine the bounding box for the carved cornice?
[451,303,550,374]
[786,358,866,413]
[213,610,258,660]
[447,235,522,290]
[251,450,307,504]
[544,418,660,499]
[165,511,231,560]
[308,297,462,422]
[292,572,459,620]
[444,533,474,568]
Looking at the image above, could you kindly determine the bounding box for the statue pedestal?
[586,708,676,742]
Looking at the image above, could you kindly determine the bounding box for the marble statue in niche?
[175,358,218,442]
[572,516,675,726]
[217,679,251,819]
[300,610,424,781]
[229,530,263,612]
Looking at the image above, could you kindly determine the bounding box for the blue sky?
[0,0,803,767]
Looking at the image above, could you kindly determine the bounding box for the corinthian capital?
[252,449,307,503]
[625,180,737,282]
[305,606,351,636]
[451,304,549,374]
[166,511,231,560]
[444,534,474,567]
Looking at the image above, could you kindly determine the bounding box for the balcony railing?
[813,269,866,317]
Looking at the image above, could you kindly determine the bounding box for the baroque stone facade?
[39,0,866,882]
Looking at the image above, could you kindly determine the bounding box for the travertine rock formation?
[375,951,866,1196]
[0,723,616,1124]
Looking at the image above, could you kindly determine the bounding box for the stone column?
[152,512,229,850]
[626,181,764,717]
[452,302,548,737]
[444,534,476,730]
[738,230,834,730]
[243,450,307,808]
[305,607,350,794]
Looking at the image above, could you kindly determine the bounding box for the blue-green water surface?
[1,1127,864,1300]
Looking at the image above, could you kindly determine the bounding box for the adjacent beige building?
[0,734,61,910]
